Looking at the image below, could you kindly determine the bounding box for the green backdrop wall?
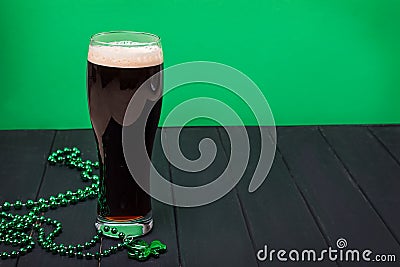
[0,0,399,129]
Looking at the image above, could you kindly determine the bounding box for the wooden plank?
[369,126,400,163]
[278,126,400,266]
[17,130,99,267]
[320,126,400,243]
[0,130,55,267]
[217,126,337,267]
[166,127,258,267]
[100,128,180,267]
[0,130,55,203]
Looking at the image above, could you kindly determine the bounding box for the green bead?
[19,248,27,255]
[15,223,24,230]
[76,244,83,251]
[76,252,83,259]
[81,172,90,181]
[78,193,86,201]
[84,187,92,194]
[14,200,22,210]
[50,201,58,209]
[39,204,48,212]
[94,252,101,259]
[26,200,35,209]
[65,191,73,199]
[97,229,102,236]
[59,248,66,256]
[60,199,68,207]
[63,147,71,153]
[110,246,117,253]
[31,207,40,214]
[49,196,56,202]
[56,156,64,162]
[102,249,110,257]
[68,245,74,251]
[57,193,65,200]
[85,166,93,173]
[103,226,110,232]
[111,228,118,234]
[92,235,100,242]
[38,198,47,205]
[77,163,85,171]
[92,175,99,182]
[10,251,18,258]
[67,250,75,257]
[1,252,9,259]
[84,242,91,249]
[56,149,64,155]
[69,196,78,204]
[70,152,78,158]
[2,201,11,211]
[93,161,100,169]
[85,253,93,259]
[51,246,58,254]
[118,232,125,239]
[67,160,76,168]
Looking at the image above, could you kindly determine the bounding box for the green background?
[0,0,399,129]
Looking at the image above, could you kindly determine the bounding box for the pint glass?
[87,31,163,237]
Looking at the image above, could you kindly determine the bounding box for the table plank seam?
[15,130,57,267]
[318,126,400,248]
[163,129,182,267]
[367,126,400,167]
[168,164,183,267]
[277,146,342,267]
[33,131,58,201]
[216,128,260,267]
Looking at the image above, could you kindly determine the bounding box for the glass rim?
[90,31,161,47]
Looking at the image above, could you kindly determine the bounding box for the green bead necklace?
[0,147,166,261]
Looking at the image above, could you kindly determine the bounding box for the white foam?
[88,41,163,68]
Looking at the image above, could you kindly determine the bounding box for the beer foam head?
[88,41,163,68]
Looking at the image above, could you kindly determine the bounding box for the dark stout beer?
[87,32,163,236]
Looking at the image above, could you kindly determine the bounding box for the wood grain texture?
[165,127,258,267]
[17,130,99,267]
[218,126,338,267]
[320,126,400,244]
[1,126,400,266]
[0,130,55,267]
[369,126,400,164]
[278,126,400,267]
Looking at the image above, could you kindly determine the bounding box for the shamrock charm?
[124,237,167,261]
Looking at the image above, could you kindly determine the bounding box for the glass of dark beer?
[87,31,163,237]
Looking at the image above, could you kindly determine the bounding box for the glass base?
[95,212,153,238]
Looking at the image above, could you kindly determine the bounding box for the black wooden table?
[0,126,399,267]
